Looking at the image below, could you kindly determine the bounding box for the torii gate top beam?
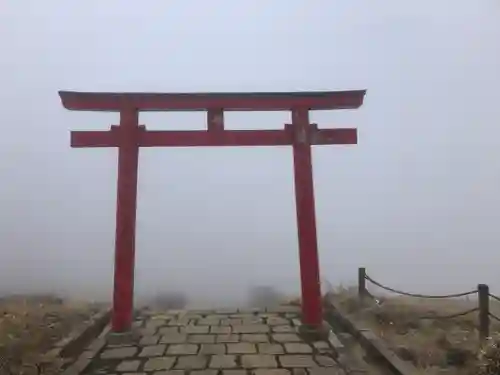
[58,90,366,112]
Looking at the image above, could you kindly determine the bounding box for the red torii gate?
[59,90,366,334]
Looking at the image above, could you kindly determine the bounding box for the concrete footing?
[105,329,140,345]
[298,321,332,341]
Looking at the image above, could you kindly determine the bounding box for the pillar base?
[298,321,331,342]
[106,329,140,345]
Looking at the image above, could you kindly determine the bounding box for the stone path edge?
[49,308,112,359]
[323,298,418,375]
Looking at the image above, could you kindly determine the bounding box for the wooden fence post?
[478,284,490,342]
[358,267,367,300]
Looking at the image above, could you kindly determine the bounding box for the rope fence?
[357,267,500,342]
[416,307,479,321]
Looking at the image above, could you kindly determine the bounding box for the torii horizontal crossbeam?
[70,127,357,148]
[59,90,366,112]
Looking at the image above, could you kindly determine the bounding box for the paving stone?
[198,318,221,326]
[159,327,180,335]
[222,371,247,375]
[153,371,186,375]
[168,319,192,326]
[258,343,284,354]
[139,335,160,346]
[232,325,269,334]
[241,355,278,368]
[182,325,210,334]
[241,334,268,343]
[175,355,208,370]
[210,326,231,334]
[279,355,317,368]
[140,327,158,336]
[230,314,256,319]
[227,343,257,354]
[327,332,345,352]
[308,368,345,375]
[272,325,296,333]
[312,342,331,353]
[161,314,179,320]
[146,320,168,328]
[139,344,167,357]
[160,333,188,344]
[216,334,240,343]
[199,344,226,354]
[132,320,144,328]
[185,314,205,320]
[225,319,243,326]
[145,322,167,330]
[116,360,141,372]
[292,369,308,375]
[206,314,229,320]
[253,370,291,375]
[315,355,337,367]
[191,371,218,375]
[167,344,200,355]
[187,309,210,315]
[272,334,301,343]
[189,334,216,343]
[284,343,313,354]
[227,318,263,325]
[152,315,172,321]
[291,319,301,327]
[101,347,138,359]
[209,355,238,369]
[267,317,290,326]
[242,318,263,325]
[144,357,176,371]
[107,342,135,349]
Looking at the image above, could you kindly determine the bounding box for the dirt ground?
[329,287,500,375]
[0,294,104,374]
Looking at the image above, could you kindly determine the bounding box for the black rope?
[489,312,500,323]
[489,293,500,304]
[417,307,479,320]
[365,274,477,299]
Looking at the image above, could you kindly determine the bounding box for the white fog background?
[1,0,499,307]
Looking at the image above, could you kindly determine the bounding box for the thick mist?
[1,0,499,307]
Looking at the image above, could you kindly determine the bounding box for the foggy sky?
[1,1,499,307]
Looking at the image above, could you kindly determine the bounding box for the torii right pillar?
[290,108,323,332]
[288,106,355,339]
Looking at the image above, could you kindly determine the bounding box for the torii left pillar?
[59,90,366,335]
[114,107,140,332]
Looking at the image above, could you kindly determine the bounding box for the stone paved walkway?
[66,305,347,375]
[65,306,344,375]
